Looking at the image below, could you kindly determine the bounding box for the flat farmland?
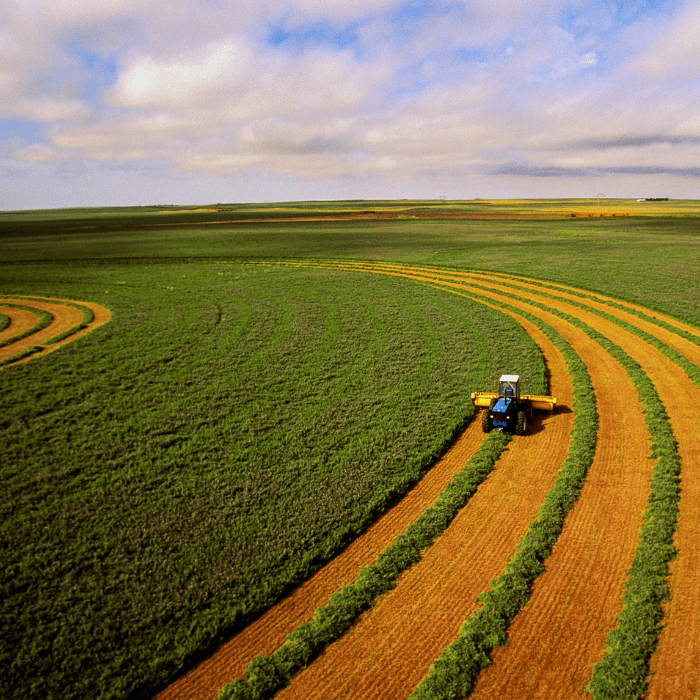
[1,200,699,699]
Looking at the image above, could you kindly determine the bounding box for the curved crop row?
[0,296,110,368]
[219,430,511,700]
[215,260,693,700]
[153,260,697,700]
[276,268,641,700]
[0,303,53,350]
[164,264,580,700]
[375,264,691,698]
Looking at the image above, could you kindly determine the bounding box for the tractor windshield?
[499,380,519,400]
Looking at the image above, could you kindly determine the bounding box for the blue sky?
[1,0,699,209]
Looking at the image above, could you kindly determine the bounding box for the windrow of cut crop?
[153,421,488,700]
[573,333,681,697]
[463,272,700,387]
[406,289,597,700]
[482,270,700,342]
[0,313,9,333]
[0,303,53,350]
[472,274,686,698]
[217,430,511,700]
[418,270,682,698]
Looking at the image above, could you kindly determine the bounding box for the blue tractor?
[479,374,556,436]
[472,375,557,436]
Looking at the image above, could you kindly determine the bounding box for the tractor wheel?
[516,410,527,436]
[482,409,492,433]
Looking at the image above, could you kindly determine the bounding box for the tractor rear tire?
[516,410,527,436]
[482,409,492,433]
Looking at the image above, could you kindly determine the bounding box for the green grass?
[2,201,699,699]
[0,261,544,699]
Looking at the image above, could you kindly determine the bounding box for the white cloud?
[110,38,254,109]
[630,0,700,79]
[2,0,700,207]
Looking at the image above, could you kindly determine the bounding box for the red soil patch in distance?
[153,418,487,700]
[0,305,41,344]
[276,310,574,700]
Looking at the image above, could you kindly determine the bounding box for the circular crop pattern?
[151,263,700,699]
[0,296,110,368]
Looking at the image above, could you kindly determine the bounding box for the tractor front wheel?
[516,410,527,436]
[482,409,492,433]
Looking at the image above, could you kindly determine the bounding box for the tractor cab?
[499,375,521,401]
[484,374,530,435]
[494,374,520,414]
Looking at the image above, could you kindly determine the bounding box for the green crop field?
[1,200,699,699]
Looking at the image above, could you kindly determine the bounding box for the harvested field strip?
[154,419,488,700]
[278,262,692,696]
[409,269,689,698]
[0,303,52,350]
[463,272,700,374]
[275,306,576,700]
[0,305,42,345]
[0,296,110,367]
[486,271,700,341]
[433,270,698,697]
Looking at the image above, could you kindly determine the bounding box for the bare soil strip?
[0,297,110,367]
[0,305,41,344]
[277,311,575,700]
[153,419,487,700]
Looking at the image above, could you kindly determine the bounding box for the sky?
[1,0,699,209]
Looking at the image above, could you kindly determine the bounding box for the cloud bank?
[2,0,699,208]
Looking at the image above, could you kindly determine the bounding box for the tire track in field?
[154,419,487,700]
[277,266,650,700]
[0,296,110,367]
